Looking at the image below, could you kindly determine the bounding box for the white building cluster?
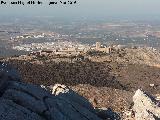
[13,40,128,56]
[13,41,90,55]
[10,32,60,40]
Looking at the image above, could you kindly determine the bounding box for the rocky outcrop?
[133,89,160,120]
[0,81,104,120]
[0,62,102,120]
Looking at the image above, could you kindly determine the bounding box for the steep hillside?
[1,47,160,114]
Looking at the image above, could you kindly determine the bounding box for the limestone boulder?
[133,89,160,120]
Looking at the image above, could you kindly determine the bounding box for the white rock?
[133,89,160,120]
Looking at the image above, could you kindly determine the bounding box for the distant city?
[1,17,160,57]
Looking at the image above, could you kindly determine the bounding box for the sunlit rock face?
[133,89,160,120]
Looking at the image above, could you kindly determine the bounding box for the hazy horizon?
[0,0,160,21]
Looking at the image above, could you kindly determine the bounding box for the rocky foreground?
[0,62,160,120]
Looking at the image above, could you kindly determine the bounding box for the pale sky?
[0,0,160,20]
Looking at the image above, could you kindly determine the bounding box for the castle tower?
[96,42,101,50]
